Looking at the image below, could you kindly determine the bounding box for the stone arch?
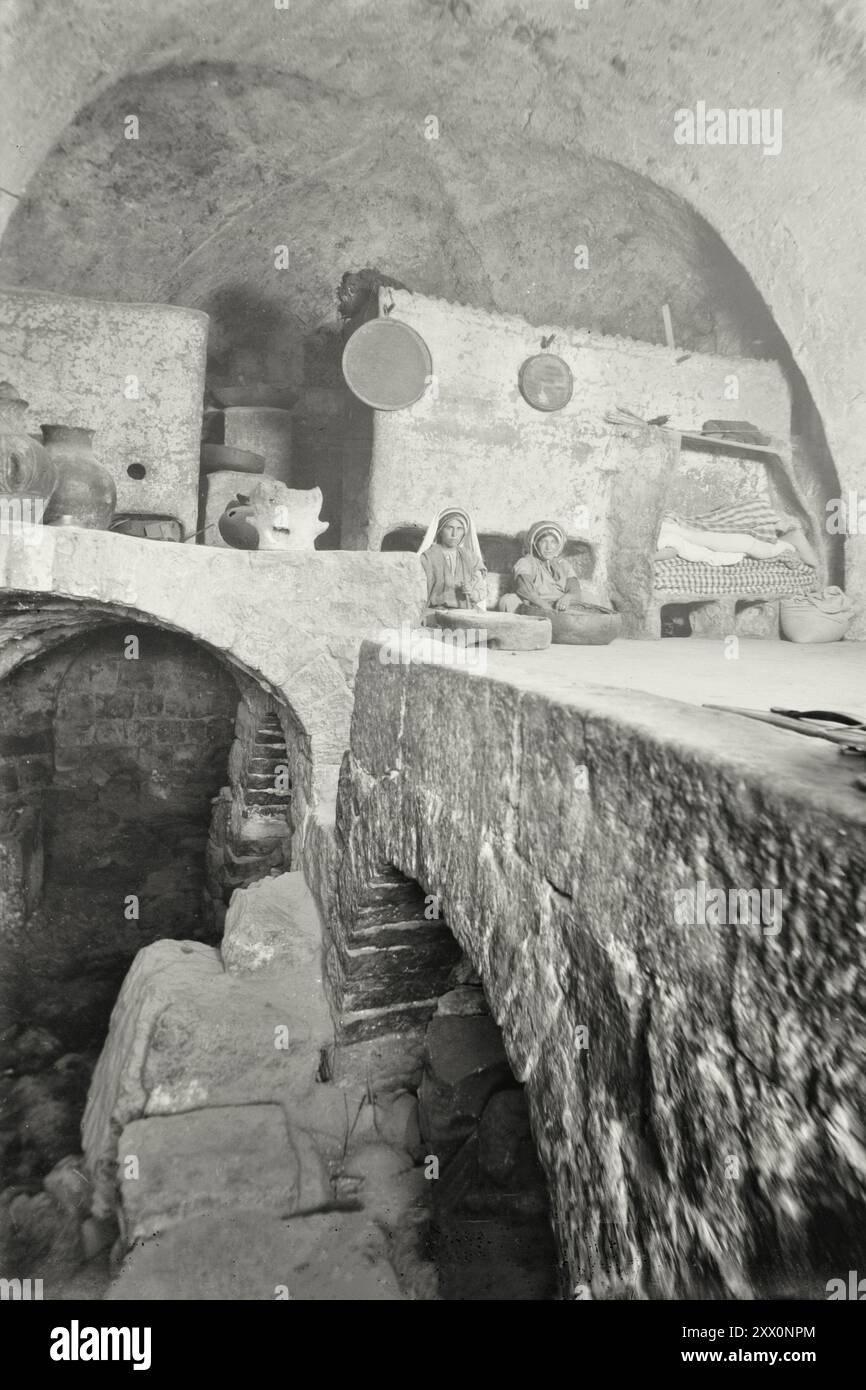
[0,596,303,927]
[0,528,375,807]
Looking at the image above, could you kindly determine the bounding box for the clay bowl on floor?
[210,385,299,412]
[200,444,266,475]
[550,610,622,645]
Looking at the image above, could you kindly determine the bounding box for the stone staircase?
[337,872,462,1044]
[241,712,292,827]
[205,711,292,909]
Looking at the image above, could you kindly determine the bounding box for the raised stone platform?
[333,637,866,1299]
[484,638,865,719]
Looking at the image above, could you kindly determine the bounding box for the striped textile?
[654,555,819,598]
[663,500,787,544]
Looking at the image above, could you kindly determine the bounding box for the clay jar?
[0,382,57,505]
[217,494,259,549]
[41,426,116,529]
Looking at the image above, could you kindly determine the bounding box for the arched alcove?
[0,616,297,1195]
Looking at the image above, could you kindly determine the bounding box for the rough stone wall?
[0,651,70,932]
[48,626,238,932]
[332,644,866,1298]
[0,288,207,537]
[349,289,795,551]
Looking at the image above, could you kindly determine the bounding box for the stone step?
[242,790,292,810]
[346,917,451,949]
[339,997,439,1044]
[353,897,433,928]
[224,842,284,871]
[245,771,291,791]
[342,935,460,985]
[360,874,426,899]
[235,820,290,848]
[248,755,285,774]
[342,952,458,1012]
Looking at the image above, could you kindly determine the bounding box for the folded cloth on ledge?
[664,499,795,543]
[657,518,803,565]
[654,555,820,598]
[657,521,745,565]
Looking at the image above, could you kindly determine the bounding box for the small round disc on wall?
[518,354,574,411]
[342,319,433,409]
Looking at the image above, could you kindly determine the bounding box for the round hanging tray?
[342,318,433,410]
[518,353,574,411]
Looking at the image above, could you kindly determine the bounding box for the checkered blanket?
[664,499,791,543]
[654,555,819,597]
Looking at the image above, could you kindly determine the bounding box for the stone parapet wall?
[0,526,427,804]
[332,643,866,1298]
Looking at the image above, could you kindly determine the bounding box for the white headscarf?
[417,505,484,562]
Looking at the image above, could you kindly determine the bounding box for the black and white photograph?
[0,0,864,1350]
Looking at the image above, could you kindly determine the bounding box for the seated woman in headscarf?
[505,519,613,615]
[418,506,488,614]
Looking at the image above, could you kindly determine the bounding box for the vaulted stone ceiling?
[1,0,864,515]
[0,60,787,382]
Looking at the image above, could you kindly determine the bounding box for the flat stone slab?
[106,1209,406,1300]
[428,608,551,651]
[117,1104,327,1242]
[82,874,335,1220]
[221,872,328,987]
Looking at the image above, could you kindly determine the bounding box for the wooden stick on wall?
[661,303,675,351]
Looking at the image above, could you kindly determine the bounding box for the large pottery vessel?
[0,381,57,515]
[41,425,116,529]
